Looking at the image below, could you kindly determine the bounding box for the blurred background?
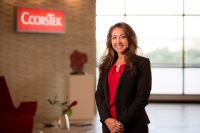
[0,0,200,132]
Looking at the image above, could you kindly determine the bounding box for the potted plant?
[48,95,77,129]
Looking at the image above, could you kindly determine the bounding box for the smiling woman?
[111,27,129,55]
[95,22,152,133]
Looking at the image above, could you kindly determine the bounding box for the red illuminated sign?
[16,6,65,33]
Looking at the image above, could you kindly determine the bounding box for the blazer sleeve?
[117,57,152,125]
[95,76,111,123]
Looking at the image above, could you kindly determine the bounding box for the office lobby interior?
[0,0,200,133]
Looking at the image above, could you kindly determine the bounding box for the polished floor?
[93,103,200,133]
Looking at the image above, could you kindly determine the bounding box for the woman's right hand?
[105,118,124,133]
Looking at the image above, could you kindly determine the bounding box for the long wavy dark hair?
[98,22,140,81]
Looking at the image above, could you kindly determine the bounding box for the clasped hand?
[105,118,124,133]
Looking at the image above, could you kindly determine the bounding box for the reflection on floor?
[94,103,200,133]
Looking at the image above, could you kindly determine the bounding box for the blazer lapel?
[102,69,109,108]
[102,67,129,108]
[118,67,129,88]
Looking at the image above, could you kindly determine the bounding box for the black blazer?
[95,56,152,133]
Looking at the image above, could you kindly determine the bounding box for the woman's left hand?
[110,121,124,133]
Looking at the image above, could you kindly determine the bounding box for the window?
[96,0,200,95]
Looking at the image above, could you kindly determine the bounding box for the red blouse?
[108,64,126,119]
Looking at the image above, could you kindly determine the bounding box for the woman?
[95,22,152,133]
